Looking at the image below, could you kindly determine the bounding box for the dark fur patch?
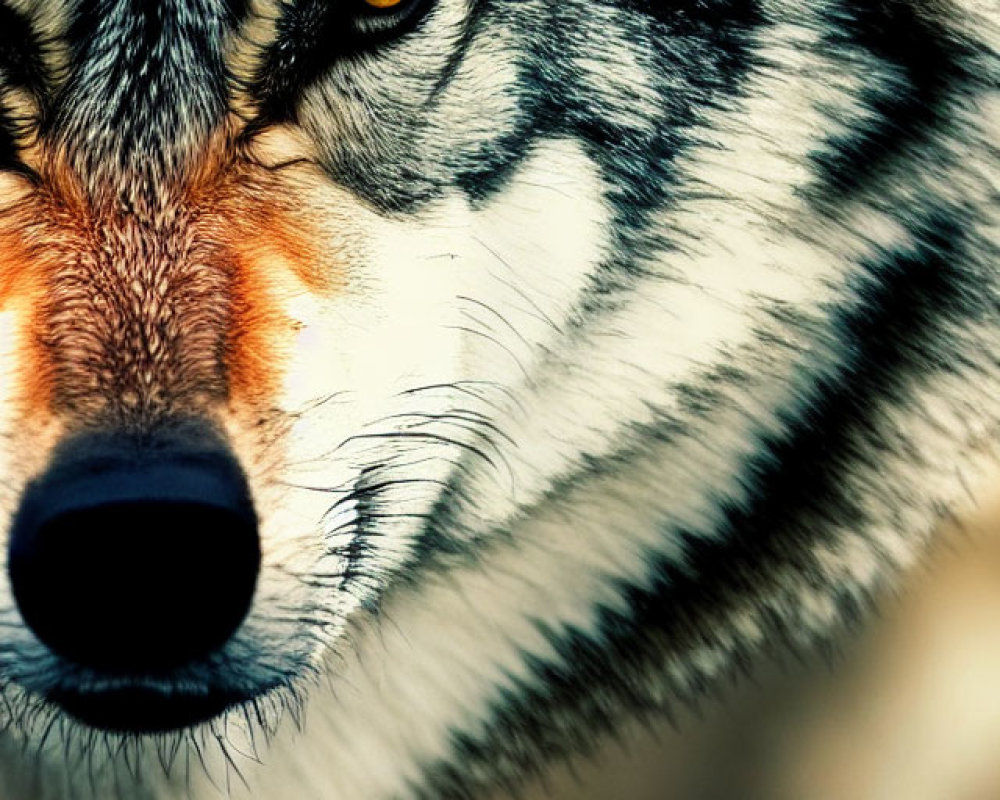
[417,206,985,799]
[811,0,973,202]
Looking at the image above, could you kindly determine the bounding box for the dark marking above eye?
[0,4,49,173]
[0,4,49,96]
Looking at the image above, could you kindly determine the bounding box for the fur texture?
[0,0,993,797]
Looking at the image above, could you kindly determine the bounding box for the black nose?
[7,433,260,674]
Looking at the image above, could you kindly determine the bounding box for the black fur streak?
[418,205,983,798]
[812,0,973,202]
[413,0,764,569]
[251,0,761,216]
[413,0,985,793]
[0,3,49,173]
[0,4,49,96]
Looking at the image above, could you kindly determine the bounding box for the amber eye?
[362,0,405,7]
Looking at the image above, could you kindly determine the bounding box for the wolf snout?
[7,431,260,676]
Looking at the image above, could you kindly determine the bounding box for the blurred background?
[498,492,1000,800]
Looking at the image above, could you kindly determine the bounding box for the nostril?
[8,455,260,674]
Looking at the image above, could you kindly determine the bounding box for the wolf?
[0,0,993,797]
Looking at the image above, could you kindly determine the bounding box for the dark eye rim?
[346,0,435,43]
[248,0,438,125]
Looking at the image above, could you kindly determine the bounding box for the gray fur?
[0,0,994,797]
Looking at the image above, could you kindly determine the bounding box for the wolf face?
[0,0,994,797]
